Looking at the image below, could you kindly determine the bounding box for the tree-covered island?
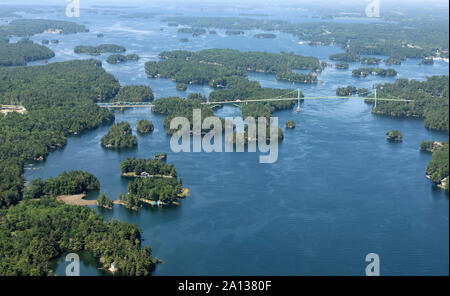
[426,142,449,191]
[119,157,187,210]
[352,68,397,78]
[286,120,296,129]
[112,85,154,102]
[136,119,154,135]
[106,53,140,64]
[101,122,138,149]
[254,33,276,39]
[146,48,322,86]
[335,62,349,69]
[74,44,126,56]
[386,130,403,142]
[367,76,449,132]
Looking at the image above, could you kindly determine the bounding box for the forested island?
[226,30,244,35]
[136,119,154,135]
[426,142,449,190]
[360,57,381,65]
[152,96,217,135]
[420,58,434,65]
[386,130,403,142]
[0,198,156,275]
[178,27,206,36]
[112,85,154,102]
[352,67,397,78]
[286,120,296,129]
[119,157,187,210]
[24,171,99,199]
[101,122,138,149]
[74,44,126,56]
[0,19,88,41]
[335,62,349,69]
[367,76,449,131]
[176,82,187,91]
[146,48,321,86]
[121,157,177,178]
[384,56,405,65]
[119,177,186,210]
[0,39,54,66]
[106,53,139,64]
[254,33,276,39]
[0,20,80,66]
[329,53,360,62]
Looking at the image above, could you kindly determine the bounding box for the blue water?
[19,7,449,276]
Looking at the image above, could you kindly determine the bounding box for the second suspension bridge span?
[96,89,414,111]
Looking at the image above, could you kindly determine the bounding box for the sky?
[0,0,448,7]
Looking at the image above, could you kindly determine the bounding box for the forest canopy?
[0,198,155,275]
[368,76,449,131]
[0,39,54,66]
[0,60,120,208]
[24,171,100,200]
[101,122,138,149]
[112,85,154,102]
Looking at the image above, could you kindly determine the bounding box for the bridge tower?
[374,88,377,109]
[296,88,301,113]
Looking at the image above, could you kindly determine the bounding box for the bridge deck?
[96,96,414,108]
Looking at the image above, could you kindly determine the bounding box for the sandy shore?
[56,194,97,206]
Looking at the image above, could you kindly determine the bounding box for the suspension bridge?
[96,89,414,111]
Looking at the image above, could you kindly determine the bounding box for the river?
[21,7,449,275]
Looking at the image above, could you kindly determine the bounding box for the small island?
[97,33,104,38]
[386,130,403,142]
[419,58,434,65]
[425,142,449,190]
[336,86,357,96]
[136,119,154,135]
[176,83,187,91]
[118,177,187,210]
[155,152,167,162]
[101,122,138,149]
[120,157,177,178]
[51,39,59,44]
[209,30,217,34]
[178,27,206,36]
[254,33,276,39]
[179,38,189,43]
[352,68,397,78]
[118,157,187,210]
[42,39,49,45]
[286,120,296,129]
[74,44,126,56]
[360,57,381,65]
[106,53,140,64]
[97,193,114,209]
[112,85,154,102]
[384,56,405,65]
[329,53,360,62]
[335,62,349,69]
[226,30,245,36]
